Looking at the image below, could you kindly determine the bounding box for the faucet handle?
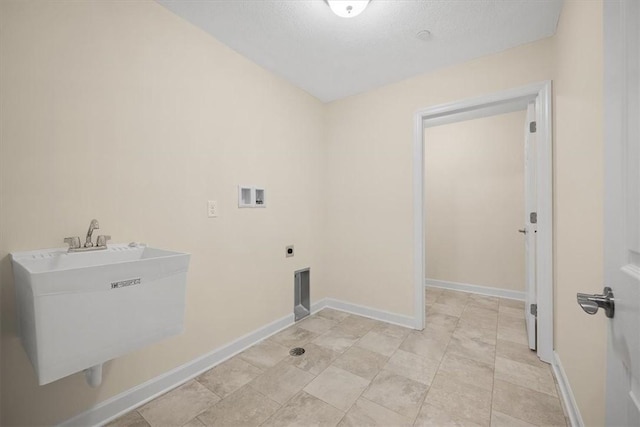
[96,235,111,247]
[64,236,81,249]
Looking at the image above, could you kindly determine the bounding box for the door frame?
[412,81,554,363]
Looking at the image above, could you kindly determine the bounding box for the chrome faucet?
[64,219,110,252]
[85,219,99,248]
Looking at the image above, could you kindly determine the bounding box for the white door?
[524,102,537,350]
[602,0,640,425]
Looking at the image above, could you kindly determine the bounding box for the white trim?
[423,97,531,128]
[414,80,554,362]
[413,110,426,330]
[311,299,329,313]
[420,82,542,124]
[324,298,416,329]
[552,351,585,427]
[425,279,525,301]
[61,300,323,427]
[534,81,554,363]
[58,298,411,427]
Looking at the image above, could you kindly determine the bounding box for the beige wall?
[553,1,606,425]
[425,111,526,292]
[1,0,607,426]
[324,1,605,425]
[324,39,554,317]
[0,1,327,425]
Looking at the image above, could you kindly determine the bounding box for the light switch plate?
[207,200,218,218]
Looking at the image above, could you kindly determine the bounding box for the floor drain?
[289,347,305,357]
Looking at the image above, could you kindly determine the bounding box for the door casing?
[413,81,554,363]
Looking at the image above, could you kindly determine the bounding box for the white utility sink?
[11,243,190,386]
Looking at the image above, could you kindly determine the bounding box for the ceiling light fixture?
[416,30,432,41]
[327,0,370,18]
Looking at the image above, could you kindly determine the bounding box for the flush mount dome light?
[327,0,370,18]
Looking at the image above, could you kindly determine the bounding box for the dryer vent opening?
[294,268,310,322]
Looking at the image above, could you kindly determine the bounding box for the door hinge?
[530,303,538,317]
[529,121,537,133]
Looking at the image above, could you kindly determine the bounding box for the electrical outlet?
[207,200,218,218]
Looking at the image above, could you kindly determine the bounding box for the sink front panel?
[12,245,189,385]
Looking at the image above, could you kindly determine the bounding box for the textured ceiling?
[156,0,563,102]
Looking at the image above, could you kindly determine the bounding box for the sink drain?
[289,347,305,357]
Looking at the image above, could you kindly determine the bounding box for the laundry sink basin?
[11,243,190,385]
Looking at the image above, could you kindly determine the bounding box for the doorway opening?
[412,82,554,362]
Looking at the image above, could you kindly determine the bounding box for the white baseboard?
[552,351,584,427]
[59,298,410,427]
[425,278,525,301]
[61,300,325,427]
[324,298,416,329]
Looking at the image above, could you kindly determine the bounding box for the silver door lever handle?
[518,229,527,234]
[577,287,614,318]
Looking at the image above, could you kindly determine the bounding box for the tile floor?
[108,288,569,427]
